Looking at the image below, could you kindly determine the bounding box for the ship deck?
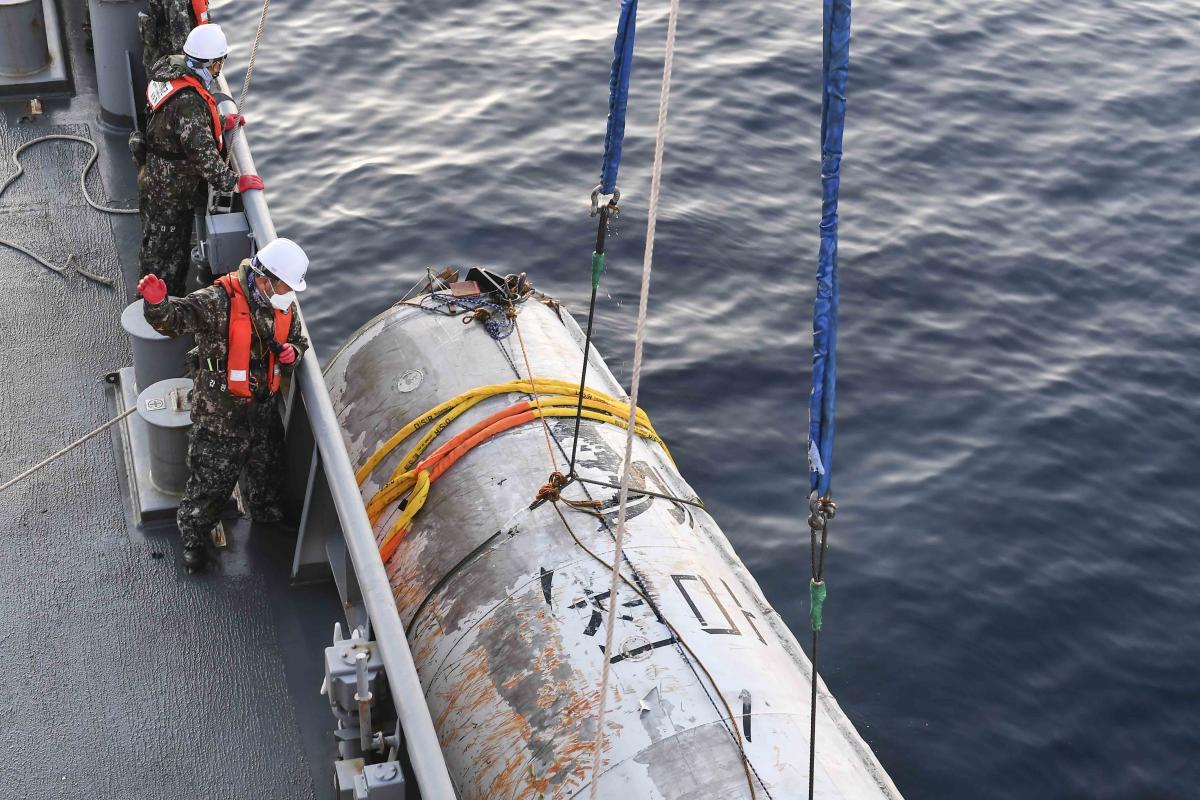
[0,4,341,798]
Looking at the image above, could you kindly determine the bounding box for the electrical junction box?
[203,211,253,274]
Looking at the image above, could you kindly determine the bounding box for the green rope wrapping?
[810,578,827,631]
[591,251,606,289]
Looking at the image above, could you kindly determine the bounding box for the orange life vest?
[146,74,223,151]
[217,274,292,399]
[191,0,210,25]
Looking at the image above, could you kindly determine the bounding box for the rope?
[417,293,521,339]
[0,135,140,215]
[512,312,559,473]
[224,0,272,167]
[0,135,136,285]
[589,0,681,794]
[0,407,137,495]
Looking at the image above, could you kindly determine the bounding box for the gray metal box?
[363,762,406,798]
[325,640,384,715]
[204,211,253,274]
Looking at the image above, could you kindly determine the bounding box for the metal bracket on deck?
[325,623,407,798]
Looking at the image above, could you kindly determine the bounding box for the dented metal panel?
[325,296,903,800]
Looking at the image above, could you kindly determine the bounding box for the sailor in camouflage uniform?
[139,0,213,76]
[139,23,263,298]
[137,239,311,573]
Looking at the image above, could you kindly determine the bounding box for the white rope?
[1,135,139,215]
[0,135,136,285]
[0,408,137,494]
[224,0,272,167]
[588,0,681,795]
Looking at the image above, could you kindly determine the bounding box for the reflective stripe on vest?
[146,75,223,151]
[217,274,292,399]
[192,0,210,25]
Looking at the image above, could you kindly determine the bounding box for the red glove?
[137,273,167,305]
[277,343,298,365]
[237,174,264,193]
[222,113,246,132]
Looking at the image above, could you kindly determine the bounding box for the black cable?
[574,475,705,509]
[807,494,834,800]
[568,202,615,476]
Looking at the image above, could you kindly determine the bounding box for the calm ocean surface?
[219,1,1200,796]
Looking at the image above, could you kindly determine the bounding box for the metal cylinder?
[326,297,902,800]
[87,0,146,130]
[122,300,194,392]
[0,0,51,77]
[137,377,192,495]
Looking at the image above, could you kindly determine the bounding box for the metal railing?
[214,74,457,799]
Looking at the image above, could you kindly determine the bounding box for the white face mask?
[252,263,295,311]
[269,291,296,312]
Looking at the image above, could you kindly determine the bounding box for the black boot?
[182,545,208,574]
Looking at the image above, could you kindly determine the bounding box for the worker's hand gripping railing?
[212,74,458,799]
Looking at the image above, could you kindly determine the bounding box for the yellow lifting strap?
[355,378,659,485]
[357,379,669,560]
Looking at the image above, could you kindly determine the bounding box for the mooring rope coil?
[0,135,137,285]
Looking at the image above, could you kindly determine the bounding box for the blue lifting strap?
[598,0,639,196]
[808,0,851,498]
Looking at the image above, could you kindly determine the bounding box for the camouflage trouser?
[176,397,286,549]
[138,199,195,298]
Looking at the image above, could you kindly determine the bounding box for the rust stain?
[502,670,529,691]
[421,585,640,798]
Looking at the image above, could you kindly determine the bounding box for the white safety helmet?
[254,238,309,292]
[184,24,230,62]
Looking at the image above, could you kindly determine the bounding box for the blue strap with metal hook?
[598,0,638,197]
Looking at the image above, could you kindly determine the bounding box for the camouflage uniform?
[144,261,309,550]
[140,0,210,76]
[139,56,238,298]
